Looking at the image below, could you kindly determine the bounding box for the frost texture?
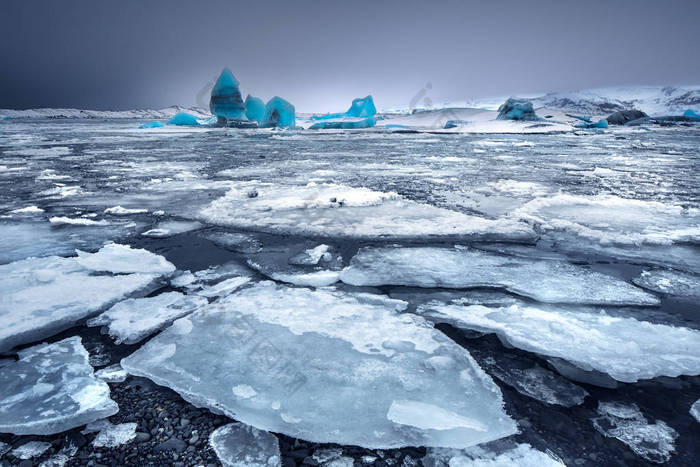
[0,337,118,435]
[261,97,296,128]
[201,182,534,241]
[209,422,281,467]
[210,68,245,120]
[592,402,678,464]
[88,292,207,344]
[122,282,517,448]
[418,301,700,383]
[340,246,658,306]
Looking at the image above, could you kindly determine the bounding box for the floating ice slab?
[418,302,700,383]
[514,194,700,245]
[632,269,700,298]
[201,182,534,241]
[141,220,203,238]
[195,276,251,298]
[423,442,564,467]
[209,423,281,467]
[340,246,658,306]
[288,244,332,265]
[0,252,161,353]
[104,206,148,215]
[75,243,175,275]
[247,258,340,287]
[95,364,128,383]
[592,402,678,464]
[92,422,137,447]
[0,337,118,435]
[88,292,207,344]
[122,282,516,448]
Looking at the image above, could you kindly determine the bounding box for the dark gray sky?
[2,0,699,112]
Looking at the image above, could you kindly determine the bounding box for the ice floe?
[75,243,175,275]
[418,301,700,383]
[104,205,148,215]
[0,337,118,435]
[632,269,700,298]
[141,220,203,237]
[49,216,110,226]
[423,442,565,467]
[200,182,534,241]
[122,282,517,448]
[591,401,678,464]
[209,422,281,467]
[88,292,208,344]
[340,246,658,306]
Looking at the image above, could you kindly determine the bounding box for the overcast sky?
[1,0,699,112]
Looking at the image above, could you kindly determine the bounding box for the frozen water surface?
[122,282,517,448]
[209,422,281,467]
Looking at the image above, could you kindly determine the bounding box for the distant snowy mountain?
[0,106,210,120]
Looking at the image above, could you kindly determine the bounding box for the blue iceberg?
[245,95,265,123]
[168,112,200,126]
[2,116,10,121]
[139,121,164,129]
[313,95,377,120]
[497,98,540,121]
[310,117,376,130]
[575,118,608,129]
[209,68,246,121]
[683,109,700,120]
[261,97,296,128]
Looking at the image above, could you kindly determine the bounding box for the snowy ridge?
[0,106,210,120]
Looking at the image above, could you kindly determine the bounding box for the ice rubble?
[591,402,678,464]
[513,193,700,245]
[87,292,207,344]
[497,98,539,121]
[210,68,246,121]
[122,282,517,448]
[0,244,170,352]
[245,95,265,123]
[340,246,658,306]
[632,269,700,298]
[423,443,565,467]
[418,302,700,383]
[200,182,534,241]
[261,97,296,128]
[209,422,281,467]
[0,337,118,435]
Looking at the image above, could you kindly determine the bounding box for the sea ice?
[88,292,207,344]
[202,231,263,253]
[591,402,678,464]
[141,220,203,237]
[92,422,137,447]
[11,441,52,459]
[261,97,296,128]
[245,95,265,123]
[340,246,658,306]
[497,98,539,121]
[210,68,246,120]
[0,337,118,435]
[122,282,517,448]
[309,117,376,130]
[0,249,163,352]
[168,112,201,126]
[49,216,109,226]
[418,301,700,383]
[104,205,148,215]
[423,442,565,467]
[195,276,251,298]
[200,182,534,241]
[209,423,281,467]
[632,269,700,298]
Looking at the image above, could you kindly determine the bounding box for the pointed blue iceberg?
[210,68,246,121]
[245,95,265,123]
[261,97,296,128]
[346,95,377,117]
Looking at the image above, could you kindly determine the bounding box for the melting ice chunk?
[94,364,128,383]
[691,399,700,423]
[87,292,208,344]
[141,220,203,238]
[423,442,565,467]
[592,402,678,464]
[201,182,534,241]
[75,243,175,275]
[340,246,658,306]
[122,282,517,448]
[92,422,137,447]
[0,337,118,435]
[11,441,52,460]
[418,302,700,383]
[209,423,281,467]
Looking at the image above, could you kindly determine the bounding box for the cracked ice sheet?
[209,423,281,467]
[122,282,517,449]
[88,292,208,344]
[0,244,171,352]
[340,246,658,306]
[0,337,118,435]
[200,182,534,242]
[418,301,700,383]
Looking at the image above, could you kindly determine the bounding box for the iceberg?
[122,282,517,449]
[418,301,700,383]
[346,95,377,117]
[261,96,296,128]
[138,121,164,129]
[209,423,281,467]
[340,246,658,306]
[200,182,535,242]
[423,443,565,467]
[0,337,118,435]
[0,246,166,352]
[209,68,246,121]
[245,95,265,123]
[87,292,207,344]
[309,117,376,130]
[591,402,678,464]
[497,98,539,121]
[606,109,647,125]
[684,109,700,119]
[632,269,700,298]
[167,112,201,126]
